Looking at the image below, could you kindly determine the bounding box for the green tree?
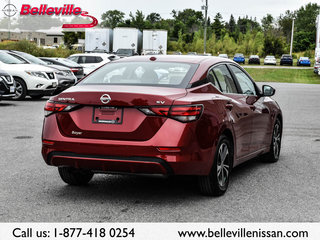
[63,32,85,48]
[278,10,295,43]
[146,13,162,24]
[212,13,224,39]
[261,14,274,33]
[100,10,125,28]
[129,10,146,31]
[226,15,236,33]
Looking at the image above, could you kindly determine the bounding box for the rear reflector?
[157,147,181,153]
[42,140,54,145]
[139,105,203,123]
[44,101,78,117]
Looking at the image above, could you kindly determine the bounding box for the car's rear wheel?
[198,135,232,196]
[262,118,282,163]
[12,78,27,100]
[58,167,94,185]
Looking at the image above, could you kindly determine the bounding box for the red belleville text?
[20,4,82,16]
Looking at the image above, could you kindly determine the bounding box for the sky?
[1,0,319,23]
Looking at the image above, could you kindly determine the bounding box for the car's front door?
[228,65,272,152]
[210,64,255,160]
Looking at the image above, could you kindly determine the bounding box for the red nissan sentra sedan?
[42,55,282,196]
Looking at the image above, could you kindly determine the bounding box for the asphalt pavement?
[0,82,319,222]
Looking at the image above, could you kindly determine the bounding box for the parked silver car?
[4,50,77,94]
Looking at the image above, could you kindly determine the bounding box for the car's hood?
[0,63,55,72]
[0,69,10,76]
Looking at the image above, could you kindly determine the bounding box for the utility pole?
[289,18,295,56]
[203,0,208,54]
[8,0,11,40]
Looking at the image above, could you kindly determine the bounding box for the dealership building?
[0,27,64,46]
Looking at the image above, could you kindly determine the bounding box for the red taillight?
[44,101,78,117]
[70,68,79,73]
[139,105,203,123]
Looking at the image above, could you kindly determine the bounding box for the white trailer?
[85,28,113,53]
[315,15,320,61]
[113,27,142,54]
[142,30,168,55]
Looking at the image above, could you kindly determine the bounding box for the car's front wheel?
[12,78,27,100]
[262,118,282,163]
[198,135,233,196]
[58,167,94,185]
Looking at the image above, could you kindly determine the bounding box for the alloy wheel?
[273,122,281,159]
[217,143,230,187]
[14,81,23,99]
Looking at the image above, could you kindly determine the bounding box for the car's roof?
[70,53,115,57]
[114,55,233,65]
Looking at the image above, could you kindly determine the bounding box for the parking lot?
[0,82,320,222]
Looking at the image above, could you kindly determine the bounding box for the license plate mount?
[92,106,123,124]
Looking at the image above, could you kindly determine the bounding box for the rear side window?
[229,65,256,95]
[79,62,198,88]
[84,56,102,63]
[207,69,222,90]
[211,65,238,93]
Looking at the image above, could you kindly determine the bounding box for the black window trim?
[189,62,241,94]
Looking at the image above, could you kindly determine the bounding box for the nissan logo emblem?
[100,94,111,104]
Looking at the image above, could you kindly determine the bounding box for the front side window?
[211,65,238,93]
[79,62,198,88]
[229,65,256,95]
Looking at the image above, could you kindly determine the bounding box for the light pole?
[202,0,208,54]
[289,17,295,56]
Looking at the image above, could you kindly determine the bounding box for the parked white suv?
[0,52,58,100]
[67,53,119,75]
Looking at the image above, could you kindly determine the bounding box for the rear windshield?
[300,57,309,60]
[56,58,81,67]
[235,54,244,57]
[79,62,198,88]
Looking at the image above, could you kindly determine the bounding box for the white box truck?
[142,30,168,55]
[113,27,142,56]
[85,28,113,53]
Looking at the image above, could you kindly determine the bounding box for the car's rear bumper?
[42,116,217,176]
[46,151,174,175]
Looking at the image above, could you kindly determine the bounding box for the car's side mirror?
[262,85,275,97]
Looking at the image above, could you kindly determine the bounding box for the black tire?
[30,94,44,100]
[262,118,282,163]
[12,78,27,100]
[198,135,233,196]
[58,167,94,185]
